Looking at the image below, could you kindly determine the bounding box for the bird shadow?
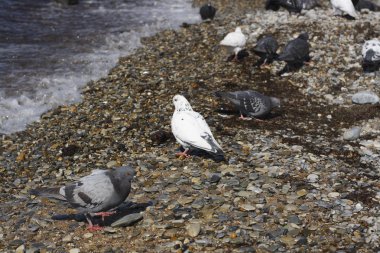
[51,201,153,227]
[177,146,226,163]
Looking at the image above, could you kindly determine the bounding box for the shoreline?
[1,1,380,252]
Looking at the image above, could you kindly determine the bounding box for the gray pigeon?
[215,90,280,119]
[252,35,279,66]
[265,0,320,13]
[30,166,135,230]
[353,0,380,11]
[278,32,310,75]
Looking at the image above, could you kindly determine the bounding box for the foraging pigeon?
[200,3,217,20]
[30,166,135,230]
[215,90,280,120]
[265,0,302,12]
[220,27,247,61]
[171,94,224,160]
[353,0,380,11]
[362,39,380,72]
[252,35,279,66]
[278,32,310,75]
[330,0,358,19]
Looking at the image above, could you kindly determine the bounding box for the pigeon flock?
[31,0,380,232]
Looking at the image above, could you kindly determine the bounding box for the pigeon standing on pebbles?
[278,32,310,75]
[253,35,279,66]
[330,0,358,19]
[30,166,135,231]
[265,0,302,12]
[215,90,281,120]
[362,39,380,72]
[353,0,380,11]
[171,94,224,160]
[200,3,217,20]
[220,27,247,61]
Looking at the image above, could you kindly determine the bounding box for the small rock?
[83,233,93,239]
[288,215,301,225]
[106,161,118,168]
[111,213,143,227]
[16,245,25,253]
[186,222,201,237]
[69,248,80,253]
[307,174,319,183]
[343,127,361,141]
[62,235,72,242]
[328,192,340,198]
[209,174,221,183]
[352,91,379,104]
[296,189,308,197]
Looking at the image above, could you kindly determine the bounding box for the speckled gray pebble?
[352,91,379,104]
[343,127,361,141]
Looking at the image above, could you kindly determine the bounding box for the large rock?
[352,91,379,104]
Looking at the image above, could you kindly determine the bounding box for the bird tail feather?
[30,187,66,201]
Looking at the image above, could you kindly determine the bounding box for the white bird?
[362,38,380,72]
[171,95,224,160]
[220,27,247,60]
[330,0,358,18]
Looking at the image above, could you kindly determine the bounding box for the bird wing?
[331,0,357,17]
[172,111,222,152]
[220,32,246,48]
[279,39,309,62]
[62,171,116,212]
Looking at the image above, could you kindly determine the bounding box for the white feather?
[330,0,358,18]
[171,95,222,153]
[220,27,247,53]
[362,39,380,61]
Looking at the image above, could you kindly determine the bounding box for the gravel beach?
[1,0,380,252]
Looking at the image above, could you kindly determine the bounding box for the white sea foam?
[0,0,199,134]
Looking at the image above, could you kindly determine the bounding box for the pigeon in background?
[265,0,302,12]
[362,39,380,72]
[278,32,310,75]
[252,35,279,66]
[171,94,224,161]
[220,27,247,61]
[200,3,217,20]
[30,166,135,231]
[353,0,380,11]
[215,90,280,120]
[331,0,358,19]
[265,0,320,12]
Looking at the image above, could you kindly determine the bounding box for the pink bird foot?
[93,211,117,221]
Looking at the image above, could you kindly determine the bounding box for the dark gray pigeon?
[215,90,280,120]
[252,35,279,66]
[265,0,319,12]
[353,0,380,11]
[278,32,310,75]
[30,166,135,230]
[200,3,217,20]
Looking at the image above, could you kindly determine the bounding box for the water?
[0,0,199,134]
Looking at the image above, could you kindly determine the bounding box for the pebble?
[307,173,319,183]
[343,127,361,141]
[352,91,379,104]
[328,192,340,198]
[186,222,201,237]
[69,249,80,253]
[83,232,93,239]
[16,245,25,253]
[62,235,72,242]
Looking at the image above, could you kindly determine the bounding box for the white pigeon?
[362,38,380,72]
[330,0,358,18]
[171,94,224,159]
[220,27,247,60]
